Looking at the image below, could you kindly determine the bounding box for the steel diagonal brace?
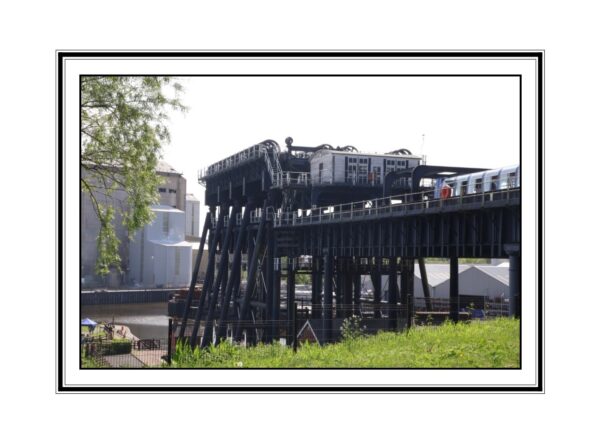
[178,211,211,339]
[234,204,267,342]
[201,204,240,348]
[189,206,226,348]
[417,258,433,311]
[215,203,253,345]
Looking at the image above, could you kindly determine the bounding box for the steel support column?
[219,247,229,306]
[201,204,239,348]
[271,247,281,342]
[449,256,459,323]
[263,220,275,343]
[234,205,267,342]
[190,205,226,347]
[323,250,334,343]
[178,210,211,340]
[505,244,521,318]
[371,258,382,319]
[232,247,242,314]
[343,262,353,319]
[215,203,252,344]
[286,257,296,345]
[353,267,361,316]
[335,259,343,319]
[400,258,415,329]
[388,257,398,329]
[311,257,322,320]
[417,258,433,312]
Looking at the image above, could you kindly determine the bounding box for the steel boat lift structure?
[173,137,521,348]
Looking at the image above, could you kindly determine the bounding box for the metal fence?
[82,337,170,368]
[81,293,511,368]
[274,186,520,227]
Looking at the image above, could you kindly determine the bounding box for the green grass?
[425,258,491,264]
[81,345,108,368]
[81,355,107,368]
[170,317,519,368]
[81,325,107,339]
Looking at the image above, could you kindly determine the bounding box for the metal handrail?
[198,143,284,187]
[198,145,265,184]
[274,186,520,227]
[273,171,312,187]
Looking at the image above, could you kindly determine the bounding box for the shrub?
[340,315,366,341]
[98,339,132,355]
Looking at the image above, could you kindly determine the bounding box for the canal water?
[81,302,169,340]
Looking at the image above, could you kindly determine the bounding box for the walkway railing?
[198,143,284,188]
[198,145,263,185]
[274,187,520,227]
[273,171,311,187]
[208,186,519,230]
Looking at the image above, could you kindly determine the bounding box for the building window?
[318,162,323,184]
[346,157,357,183]
[372,166,381,185]
[158,187,166,193]
[385,160,395,174]
[358,158,368,184]
[169,189,176,193]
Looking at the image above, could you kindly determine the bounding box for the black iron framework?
[176,139,521,347]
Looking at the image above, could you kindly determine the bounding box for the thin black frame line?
[72,92,530,387]
[58,51,544,58]
[57,50,64,393]
[77,74,522,371]
[78,75,82,370]
[519,74,523,371]
[537,51,545,391]
[77,74,522,78]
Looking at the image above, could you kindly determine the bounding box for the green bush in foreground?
[83,338,132,356]
[170,318,519,368]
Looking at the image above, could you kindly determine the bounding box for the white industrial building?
[81,161,187,288]
[185,193,201,240]
[156,161,187,210]
[414,264,509,300]
[129,205,192,288]
[374,263,509,304]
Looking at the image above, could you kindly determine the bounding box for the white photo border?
[57,51,543,392]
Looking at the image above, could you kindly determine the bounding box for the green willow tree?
[81,76,185,276]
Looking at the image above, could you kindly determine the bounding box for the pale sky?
[160,76,520,227]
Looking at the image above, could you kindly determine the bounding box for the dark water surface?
[81,302,169,340]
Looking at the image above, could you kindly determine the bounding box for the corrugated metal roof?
[414,264,470,287]
[414,264,509,287]
[474,265,510,285]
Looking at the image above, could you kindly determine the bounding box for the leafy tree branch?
[81,76,186,276]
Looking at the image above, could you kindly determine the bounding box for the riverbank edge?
[81,288,178,305]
